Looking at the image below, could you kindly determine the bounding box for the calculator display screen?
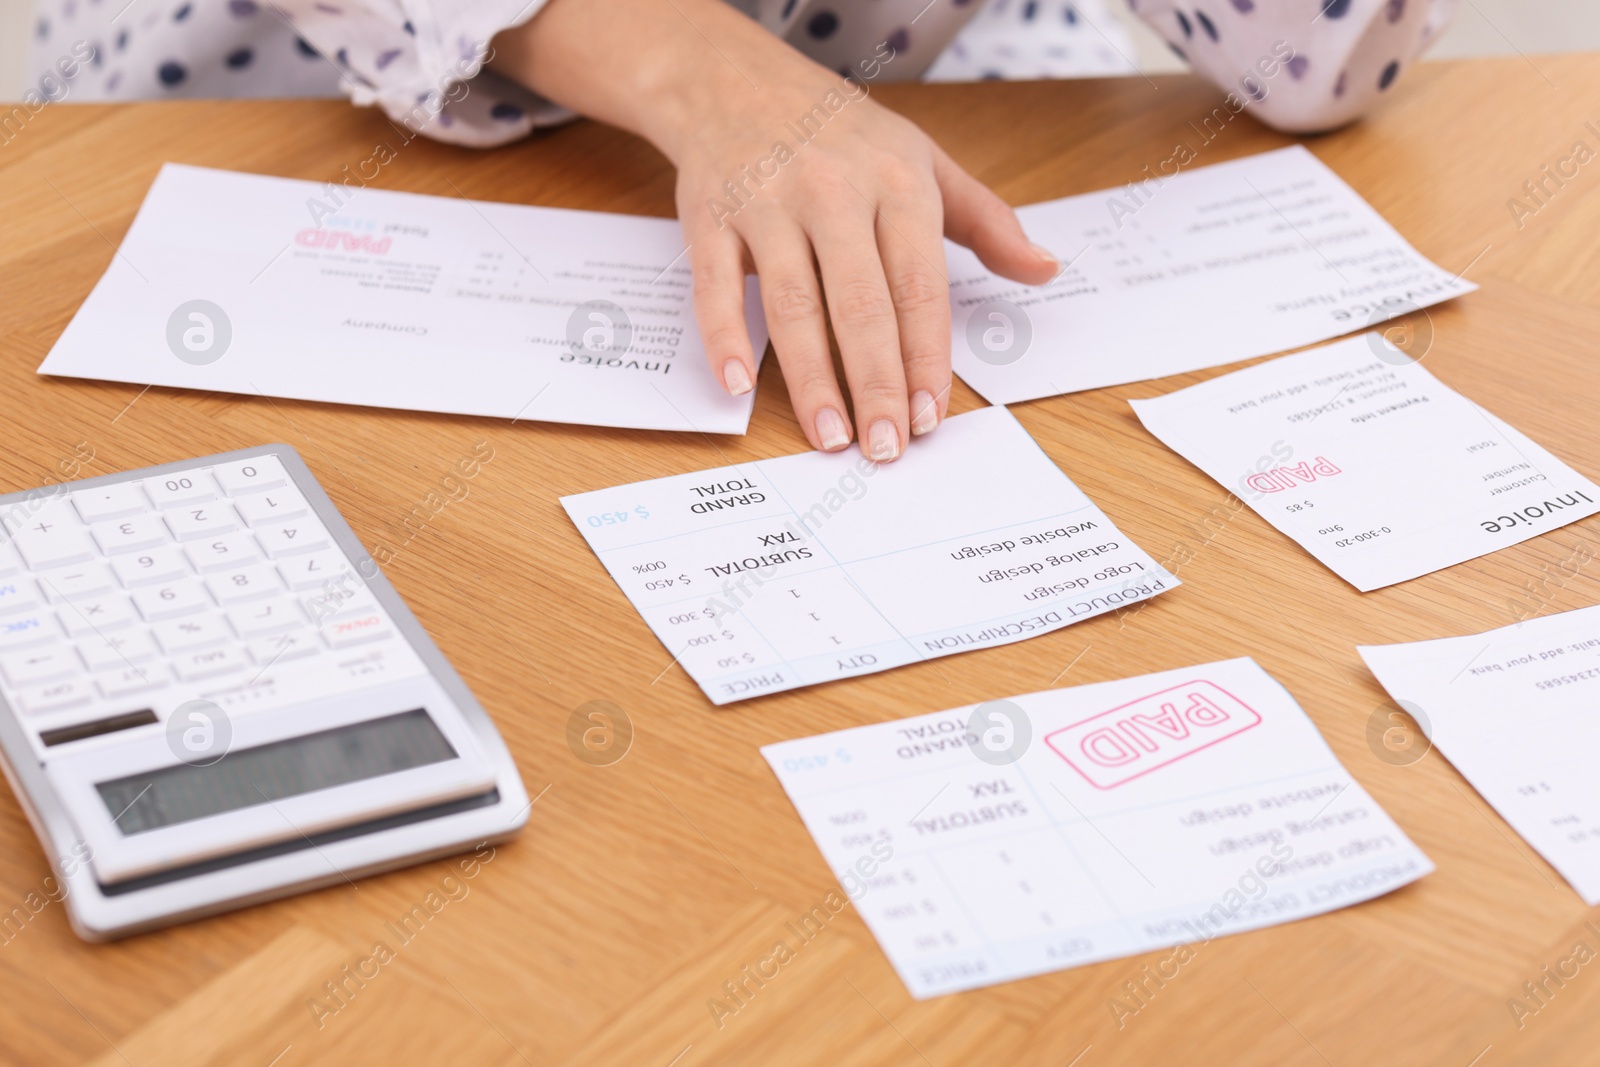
[95,710,458,835]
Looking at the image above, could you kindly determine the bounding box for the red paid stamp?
[1044,680,1263,789]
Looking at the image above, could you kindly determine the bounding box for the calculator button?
[58,595,137,637]
[153,614,232,654]
[205,564,282,606]
[277,551,351,591]
[213,457,288,496]
[0,541,22,578]
[39,564,115,603]
[0,500,63,537]
[132,581,211,621]
[257,522,329,559]
[330,590,379,616]
[10,508,95,570]
[112,546,190,587]
[163,502,241,542]
[90,514,168,555]
[184,532,262,574]
[173,646,248,681]
[95,665,169,699]
[247,632,319,666]
[236,490,310,528]
[17,677,93,714]
[227,599,304,638]
[77,630,159,671]
[322,612,393,649]
[300,586,373,625]
[0,577,41,615]
[0,613,58,651]
[143,470,219,508]
[72,483,150,523]
[0,648,77,686]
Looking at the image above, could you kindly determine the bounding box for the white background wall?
[1,0,31,98]
[1,0,1597,100]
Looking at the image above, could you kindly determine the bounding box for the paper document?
[40,163,768,434]
[762,657,1432,998]
[1129,335,1600,591]
[1361,604,1600,904]
[948,145,1473,403]
[561,406,1176,704]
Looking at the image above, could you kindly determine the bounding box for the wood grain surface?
[2,53,1599,1067]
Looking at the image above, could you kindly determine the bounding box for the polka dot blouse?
[28,0,1459,146]
[1133,0,1462,132]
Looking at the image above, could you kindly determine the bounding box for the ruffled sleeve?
[1130,0,1462,134]
[280,0,575,147]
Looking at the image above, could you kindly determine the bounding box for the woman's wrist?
[491,0,836,167]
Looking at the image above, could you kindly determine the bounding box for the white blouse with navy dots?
[28,0,1458,145]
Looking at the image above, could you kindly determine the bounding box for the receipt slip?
[1361,604,1600,904]
[40,164,769,434]
[763,657,1432,998]
[561,406,1177,704]
[947,145,1473,404]
[1129,334,1600,591]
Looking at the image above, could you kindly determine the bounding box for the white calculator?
[0,445,528,939]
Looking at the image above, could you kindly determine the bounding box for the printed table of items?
[773,752,1413,998]
[0,455,421,749]
[563,408,1177,704]
[763,660,1433,998]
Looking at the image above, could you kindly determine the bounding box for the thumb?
[934,145,1060,286]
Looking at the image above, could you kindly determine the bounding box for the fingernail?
[910,390,939,436]
[1030,242,1062,276]
[815,407,850,451]
[722,360,753,395]
[868,419,900,462]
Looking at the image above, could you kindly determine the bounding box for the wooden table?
[2,53,1599,1067]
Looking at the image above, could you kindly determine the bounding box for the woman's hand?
[494,0,1059,458]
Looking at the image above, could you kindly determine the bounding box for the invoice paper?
[40,163,769,434]
[1361,605,1600,904]
[1129,334,1600,591]
[949,145,1474,404]
[561,406,1176,704]
[763,657,1431,998]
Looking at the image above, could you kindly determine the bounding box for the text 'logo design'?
[1044,680,1262,789]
